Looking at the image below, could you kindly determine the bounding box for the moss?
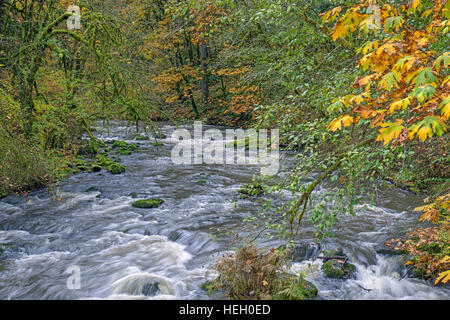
[128,143,138,151]
[196,179,206,185]
[116,148,132,155]
[238,182,266,197]
[152,141,164,147]
[132,198,164,208]
[417,243,441,254]
[107,163,126,175]
[135,135,149,141]
[225,137,271,150]
[200,281,217,295]
[76,165,89,171]
[112,140,128,149]
[321,259,356,279]
[129,192,138,198]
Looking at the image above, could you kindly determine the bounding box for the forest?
[0,0,448,300]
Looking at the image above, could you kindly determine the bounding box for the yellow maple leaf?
[327,115,354,131]
[332,21,347,41]
[376,119,405,145]
[435,270,450,285]
[389,97,411,113]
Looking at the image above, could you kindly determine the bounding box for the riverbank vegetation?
[0,0,448,294]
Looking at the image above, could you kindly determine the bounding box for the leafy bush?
[209,244,317,300]
[0,132,55,194]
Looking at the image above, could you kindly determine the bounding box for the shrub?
[209,244,317,300]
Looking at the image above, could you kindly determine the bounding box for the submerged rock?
[141,282,159,296]
[152,132,167,139]
[280,241,320,262]
[132,198,164,208]
[168,231,181,241]
[85,186,99,193]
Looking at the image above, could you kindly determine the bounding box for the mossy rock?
[132,198,164,208]
[85,186,99,193]
[76,165,89,171]
[238,182,266,197]
[321,259,356,279]
[107,163,126,175]
[112,140,128,149]
[135,135,149,141]
[90,164,102,172]
[128,143,139,151]
[152,141,164,147]
[117,148,132,155]
[225,137,271,150]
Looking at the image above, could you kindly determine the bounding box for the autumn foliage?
[324,0,449,145]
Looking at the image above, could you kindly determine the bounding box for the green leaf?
[435,52,450,73]
[410,84,435,103]
[415,67,437,86]
[409,116,447,142]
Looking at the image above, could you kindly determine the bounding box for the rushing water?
[0,122,448,300]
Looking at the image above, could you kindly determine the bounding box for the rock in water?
[320,249,357,279]
[132,198,164,208]
[141,282,159,296]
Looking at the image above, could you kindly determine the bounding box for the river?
[0,122,448,300]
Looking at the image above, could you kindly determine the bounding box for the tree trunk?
[200,40,209,103]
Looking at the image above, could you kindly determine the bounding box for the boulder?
[141,282,159,296]
[132,198,164,208]
[320,249,356,279]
